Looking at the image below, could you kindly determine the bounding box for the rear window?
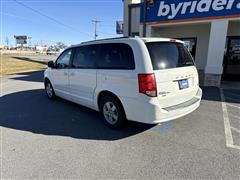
[146,42,195,70]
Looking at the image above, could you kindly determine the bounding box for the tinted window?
[98,43,135,69]
[146,42,194,70]
[72,45,98,68]
[56,49,72,68]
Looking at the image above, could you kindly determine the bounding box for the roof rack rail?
[81,36,132,44]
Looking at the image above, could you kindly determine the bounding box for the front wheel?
[100,96,126,129]
[45,80,56,100]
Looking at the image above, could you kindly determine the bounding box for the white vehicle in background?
[44,37,202,129]
[46,49,58,55]
[36,45,48,54]
[59,48,65,53]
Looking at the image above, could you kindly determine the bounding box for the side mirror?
[48,61,55,68]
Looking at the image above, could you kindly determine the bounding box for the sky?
[1,0,123,47]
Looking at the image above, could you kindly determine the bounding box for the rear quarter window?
[146,42,194,70]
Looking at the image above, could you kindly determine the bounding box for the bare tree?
[55,42,67,49]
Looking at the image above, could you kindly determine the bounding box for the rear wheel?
[45,80,56,100]
[100,96,126,129]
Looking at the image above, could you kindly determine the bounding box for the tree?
[55,42,67,49]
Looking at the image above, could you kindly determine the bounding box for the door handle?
[70,72,75,76]
[64,72,68,76]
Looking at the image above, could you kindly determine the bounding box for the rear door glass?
[146,42,194,70]
[72,45,98,69]
[97,43,135,70]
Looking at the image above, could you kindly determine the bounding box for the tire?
[99,96,126,129]
[45,80,56,100]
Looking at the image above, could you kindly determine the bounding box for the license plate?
[178,79,189,90]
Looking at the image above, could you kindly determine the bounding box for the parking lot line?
[231,115,240,120]
[227,144,240,150]
[220,89,234,146]
[226,103,240,109]
[220,88,240,151]
[231,126,240,134]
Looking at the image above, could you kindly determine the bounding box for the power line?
[0,11,37,22]
[13,0,74,31]
[12,0,92,37]
[2,11,117,42]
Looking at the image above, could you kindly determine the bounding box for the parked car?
[46,49,58,55]
[44,37,202,129]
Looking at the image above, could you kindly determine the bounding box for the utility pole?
[92,20,101,40]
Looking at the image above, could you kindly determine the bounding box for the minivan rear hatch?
[146,41,199,108]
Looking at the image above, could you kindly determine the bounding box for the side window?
[98,43,135,69]
[56,49,72,68]
[72,45,98,69]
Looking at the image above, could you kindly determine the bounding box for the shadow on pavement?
[201,87,221,102]
[201,86,240,104]
[10,70,44,83]
[4,71,239,140]
[0,89,155,141]
[12,56,47,65]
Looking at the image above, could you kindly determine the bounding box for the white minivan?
[44,37,202,129]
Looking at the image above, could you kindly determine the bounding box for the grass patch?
[0,54,47,76]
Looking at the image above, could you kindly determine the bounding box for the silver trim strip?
[163,89,201,112]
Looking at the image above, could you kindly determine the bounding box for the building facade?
[123,0,240,86]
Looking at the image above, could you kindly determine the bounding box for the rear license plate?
[178,79,189,90]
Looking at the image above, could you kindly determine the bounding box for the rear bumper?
[121,88,202,124]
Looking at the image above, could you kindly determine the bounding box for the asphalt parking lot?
[0,71,239,179]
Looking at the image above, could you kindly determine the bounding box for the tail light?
[138,73,157,97]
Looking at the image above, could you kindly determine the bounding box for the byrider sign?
[140,0,240,24]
